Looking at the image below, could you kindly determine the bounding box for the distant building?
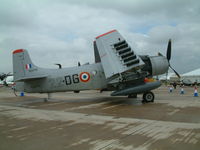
[181,68,200,85]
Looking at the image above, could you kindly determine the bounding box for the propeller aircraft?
[12,30,179,103]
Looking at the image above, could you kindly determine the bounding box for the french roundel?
[79,72,90,82]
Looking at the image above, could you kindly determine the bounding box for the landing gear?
[44,93,52,102]
[142,91,154,103]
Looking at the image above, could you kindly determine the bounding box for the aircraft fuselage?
[17,63,107,93]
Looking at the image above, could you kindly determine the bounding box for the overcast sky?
[0,0,200,74]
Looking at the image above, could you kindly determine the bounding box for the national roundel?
[79,72,90,82]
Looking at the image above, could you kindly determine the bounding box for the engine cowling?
[140,55,169,76]
[150,56,169,75]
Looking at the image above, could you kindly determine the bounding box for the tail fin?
[12,49,47,81]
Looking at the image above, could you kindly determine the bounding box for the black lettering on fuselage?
[72,74,79,83]
[64,74,80,85]
[65,75,72,85]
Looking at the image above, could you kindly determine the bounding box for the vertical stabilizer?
[12,49,45,81]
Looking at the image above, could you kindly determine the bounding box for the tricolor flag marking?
[25,64,32,70]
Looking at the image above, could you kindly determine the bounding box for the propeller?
[166,39,180,78]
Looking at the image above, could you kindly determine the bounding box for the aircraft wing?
[95,30,144,79]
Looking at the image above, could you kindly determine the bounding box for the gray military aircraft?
[13,30,179,103]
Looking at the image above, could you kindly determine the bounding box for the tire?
[143,92,154,103]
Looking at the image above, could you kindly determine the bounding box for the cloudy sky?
[0,0,200,74]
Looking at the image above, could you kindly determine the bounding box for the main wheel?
[143,92,154,103]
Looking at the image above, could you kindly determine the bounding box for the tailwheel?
[142,91,154,103]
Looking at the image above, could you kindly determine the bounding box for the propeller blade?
[169,65,180,78]
[166,39,171,61]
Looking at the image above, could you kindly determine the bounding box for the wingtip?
[13,49,24,54]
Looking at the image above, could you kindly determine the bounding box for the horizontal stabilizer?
[15,75,47,82]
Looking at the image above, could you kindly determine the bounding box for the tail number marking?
[64,72,90,85]
[64,74,79,85]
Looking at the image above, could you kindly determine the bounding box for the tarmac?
[0,86,200,150]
